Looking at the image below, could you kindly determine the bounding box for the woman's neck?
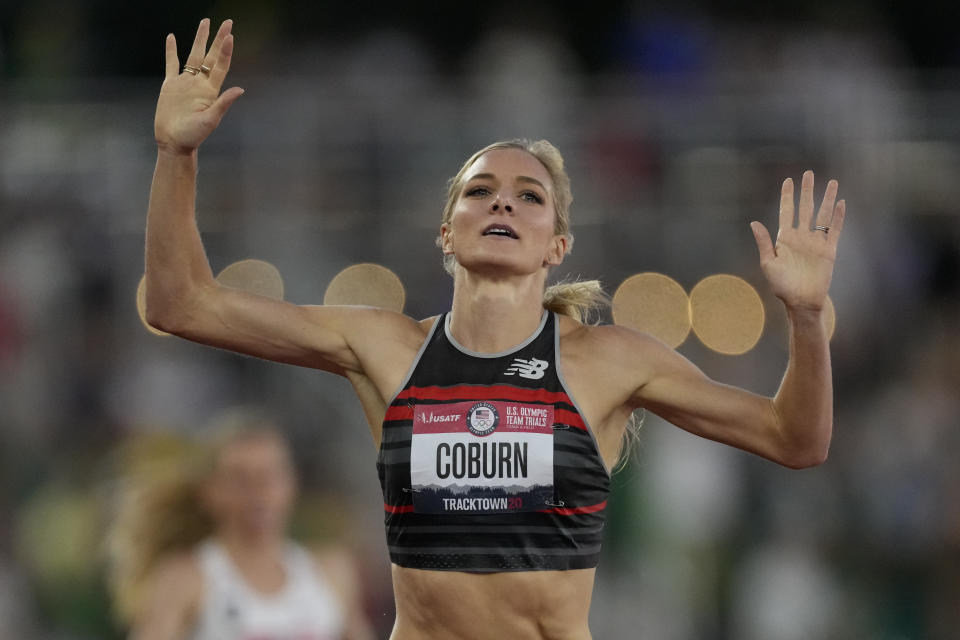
[449,269,547,353]
[216,528,285,565]
[215,529,289,595]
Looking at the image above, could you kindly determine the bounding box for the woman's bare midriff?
[389,565,596,639]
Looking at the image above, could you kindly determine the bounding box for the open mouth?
[482,224,519,239]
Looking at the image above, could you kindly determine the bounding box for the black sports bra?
[377,311,610,572]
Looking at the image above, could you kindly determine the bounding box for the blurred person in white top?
[108,410,374,640]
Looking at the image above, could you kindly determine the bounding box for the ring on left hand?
[813,225,829,233]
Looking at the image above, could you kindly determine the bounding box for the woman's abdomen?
[389,565,595,640]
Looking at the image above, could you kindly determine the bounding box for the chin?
[455,251,542,277]
[240,511,287,534]
[242,521,285,538]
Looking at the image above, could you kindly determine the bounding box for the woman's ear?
[440,223,455,255]
[544,235,568,267]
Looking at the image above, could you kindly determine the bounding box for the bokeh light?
[215,259,285,300]
[690,274,765,355]
[135,275,169,337]
[612,272,691,348]
[323,263,406,312]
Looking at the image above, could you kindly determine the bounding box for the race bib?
[410,400,554,514]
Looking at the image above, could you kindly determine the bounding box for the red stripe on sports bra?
[540,500,607,516]
[384,405,413,422]
[554,408,586,430]
[384,502,415,513]
[385,388,587,431]
[397,385,573,406]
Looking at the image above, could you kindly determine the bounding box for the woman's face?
[204,434,296,539]
[441,148,567,277]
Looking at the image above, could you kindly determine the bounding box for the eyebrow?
[465,173,548,191]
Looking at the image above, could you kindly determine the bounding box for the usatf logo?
[466,402,499,436]
[504,357,549,380]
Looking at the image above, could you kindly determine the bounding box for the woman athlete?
[145,19,847,639]
[108,411,373,640]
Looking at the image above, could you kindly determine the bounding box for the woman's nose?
[491,196,513,213]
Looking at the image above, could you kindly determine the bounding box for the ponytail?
[541,278,642,472]
[614,410,645,473]
[542,278,609,325]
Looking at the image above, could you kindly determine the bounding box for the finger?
[206,86,245,125]
[164,33,179,79]
[186,18,211,67]
[206,33,234,91]
[202,19,233,73]
[750,221,776,264]
[828,199,846,242]
[814,179,838,229]
[797,169,815,227]
[778,177,795,233]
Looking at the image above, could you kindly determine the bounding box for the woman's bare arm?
[128,554,201,640]
[144,20,419,377]
[613,324,832,469]
[594,172,845,468]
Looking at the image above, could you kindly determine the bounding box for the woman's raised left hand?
[750,171,846,312]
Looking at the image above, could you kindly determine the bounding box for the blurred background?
[1,0,959,638]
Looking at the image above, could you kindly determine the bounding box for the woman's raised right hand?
[154,19,244,155]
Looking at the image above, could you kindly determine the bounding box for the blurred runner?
[108,409,374,640]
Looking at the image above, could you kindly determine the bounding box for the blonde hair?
[438,139,608,324]
[106,409,285,624]
[615,410,645,473]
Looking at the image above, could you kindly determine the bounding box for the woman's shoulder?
[300,307,438,375]
[418,314,441,333]
[333,306,439,347]
[555,316,679,410]
[557,315,661,353]
[557,315,680,383]
[135,549,204,624]
[149,549,204,591]
[401,313,441,350]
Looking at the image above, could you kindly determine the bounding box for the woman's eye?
[465,186,491,197]
[520,191,544,204]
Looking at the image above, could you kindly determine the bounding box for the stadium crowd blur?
[1,1,959,638]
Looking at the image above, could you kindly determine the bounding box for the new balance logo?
[504,357,549,380]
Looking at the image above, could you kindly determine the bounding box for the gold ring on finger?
[182,65,201,75]
[200,64,212,75]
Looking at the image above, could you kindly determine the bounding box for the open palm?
[154,19,244,154]
[750,171,846,311]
